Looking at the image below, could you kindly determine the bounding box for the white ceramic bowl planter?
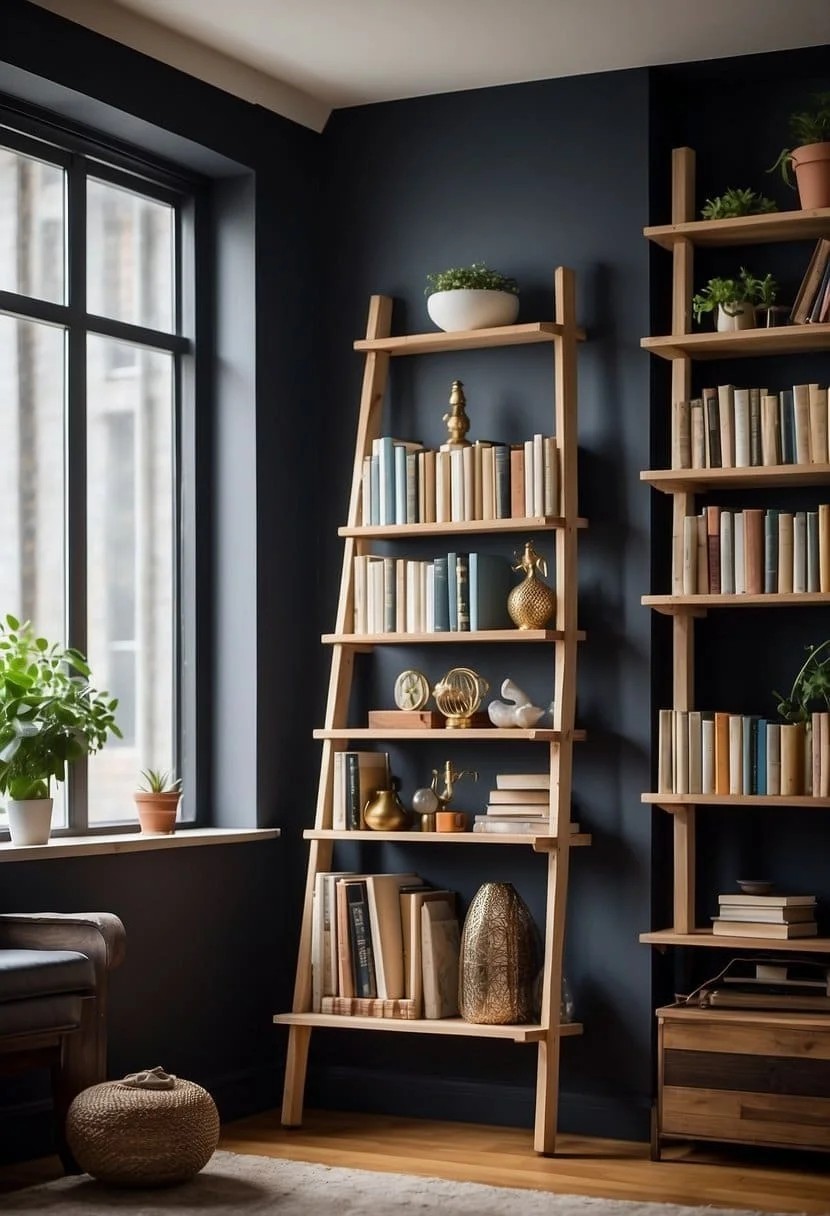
[427,288,519,332]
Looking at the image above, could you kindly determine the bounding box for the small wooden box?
[655,1004,830,1157]
[367,710,442,729]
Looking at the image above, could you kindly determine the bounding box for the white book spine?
[734,511,745,596]
[682,515,697,594]
[794,511,807,594]
[728,715,743,795]
[462,446,475,522]
[720,510,735,595]
[675,710,688,796]
[524,439,534,516]
[450,448,465,522]
[718,384,735,469]
[543,436,559,515]
[532,433,544,517]
[701,717,715,795]
[688,710,702,795]
[734,388,750,467]
[658,708,673,793]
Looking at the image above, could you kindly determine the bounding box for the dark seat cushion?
[0,949,95,1002]
[0,994,85,1037]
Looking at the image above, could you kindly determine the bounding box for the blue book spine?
[764,509,779,593]
[394,444,407,525]
[494,445,510,518]
[370,455,380,526]
[470,554,512,630]
[755,718,767,795]
[446,551,458,631]
[780,390,795,464]
[433,557,449,631]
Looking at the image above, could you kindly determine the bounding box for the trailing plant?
[773,640,830,724]
[769,92,830,186]
[139,768,181,794]
[700,187,778,220]
[425,262,518,297]
[691,267,778,324]
[0,615,120,800]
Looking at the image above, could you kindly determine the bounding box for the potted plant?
[773,640,830,725]
[769,92,830,210]
[134,768,181,834]
[691,267,778,332]
[0,615,120,845]
[700,187,777,220]
[424,261,519,332]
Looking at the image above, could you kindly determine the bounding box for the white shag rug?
[0,1150,798,1215]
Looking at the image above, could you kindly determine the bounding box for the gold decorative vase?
[363,785,410,831]
[459,882,540,1024]
[507,541,556,630]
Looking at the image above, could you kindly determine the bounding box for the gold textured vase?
[459,882,540,1024]
[507,541,556,630]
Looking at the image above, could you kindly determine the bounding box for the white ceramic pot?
[427,289,519,332]
[7,797,54,845]
[717,302,755,332]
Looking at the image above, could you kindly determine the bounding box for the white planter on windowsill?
[716,302,756,332]
[6,798,53,846]
[427,289,519,332]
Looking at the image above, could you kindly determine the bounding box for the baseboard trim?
[307,1065,650,1142]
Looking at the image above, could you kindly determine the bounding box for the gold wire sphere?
[432,667,489,728]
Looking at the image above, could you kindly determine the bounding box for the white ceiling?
[31,0,830,132]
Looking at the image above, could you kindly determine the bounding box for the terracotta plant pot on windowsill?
[134,791,180,835]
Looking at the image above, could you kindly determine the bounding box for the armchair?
[0,912,126,1169]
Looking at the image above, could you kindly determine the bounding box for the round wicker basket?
[66,1072,219,1187]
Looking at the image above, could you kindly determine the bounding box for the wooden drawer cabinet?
[655,1005,830,1157]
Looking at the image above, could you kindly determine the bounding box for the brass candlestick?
[442,379,471,448]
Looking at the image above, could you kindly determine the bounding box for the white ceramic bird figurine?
[487,678,545,728]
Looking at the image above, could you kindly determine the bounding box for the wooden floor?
[3,1109,830,1212]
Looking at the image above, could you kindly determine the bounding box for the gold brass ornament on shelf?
[442,379,471,448]
[433,666,489,727]
[459,882,540,1025]
[430,759,478,810]
[393,668,431,712]
[362,779,410,831]
[507,540,556,630]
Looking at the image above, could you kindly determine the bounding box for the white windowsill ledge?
[0,827,280,863]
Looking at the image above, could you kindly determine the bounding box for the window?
[0,113,194,832]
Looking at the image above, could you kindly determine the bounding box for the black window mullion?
[66,152,88,832]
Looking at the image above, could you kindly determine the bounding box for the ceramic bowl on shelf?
[736,879,774,896]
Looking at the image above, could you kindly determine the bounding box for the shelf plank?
[641,928,830,953]
[303,828,592,848]
[643,793,830,809]
[313,727,586,741]
[354,321,585,355]
[640,464,830,494]
[274,1011,583,1040]
[641,324,830,361]
[644,592,830,613]
[339,516,588,538]
[323,629,586,644]
[643,207,830,250]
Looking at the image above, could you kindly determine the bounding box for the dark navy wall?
[314,72,654,1139]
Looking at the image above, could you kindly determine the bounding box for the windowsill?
[0,827,280,862]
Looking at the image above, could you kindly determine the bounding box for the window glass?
[87,177,174,333]
[0,147,65,304]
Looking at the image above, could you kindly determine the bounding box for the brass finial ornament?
[507,540,556,630]
[442,379,471,448]
[433,666,489,727]
[430,759,478,809]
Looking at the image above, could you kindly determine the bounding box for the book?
[399,889,453,1013]
[791,238,830,325]
[365,872,420,1000]
[342,751,390,830]
[468,553,512,631]
[484,802,551,816]
[421,900,460,1018]
[716,904,816,923]
[495,773,550,790]
[473,816,579,834]
[345,879,377,997]
[718,893,816,907]
[712,919,818,938]
[488,788,550,804]
[509,446,525,519]
[320,996,418,1019]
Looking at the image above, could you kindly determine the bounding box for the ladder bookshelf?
[276,268,588,1155]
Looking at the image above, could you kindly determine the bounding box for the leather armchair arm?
[0,913,126,978]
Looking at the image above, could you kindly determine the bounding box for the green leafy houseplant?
[769,92,830,186]
[0,615,120,801]
[773,641,830,724]
[424,262,518,298]
[691,267,778,324]
[700,187,777,220]
[139,768,181,794]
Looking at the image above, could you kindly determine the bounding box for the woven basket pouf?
[66,1067,219,1187]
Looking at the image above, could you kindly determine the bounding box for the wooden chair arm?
[0,913,126,975]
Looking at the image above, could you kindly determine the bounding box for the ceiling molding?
[29,0,330,132]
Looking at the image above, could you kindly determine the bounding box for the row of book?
[791,237,830,325]
[310,871,460,1019]
[712,893,818,940]
[657,710,830,797]
[332,751,389,831]
[353,551,515,634]
[670,383,829,471]
[673,505,830,596]
[359,434,559,526]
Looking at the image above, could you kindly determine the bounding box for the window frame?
[0,100,202,836]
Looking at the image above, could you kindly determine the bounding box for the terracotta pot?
[134,791,180,834]
[791,142,830,210]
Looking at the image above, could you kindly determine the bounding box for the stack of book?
[353,550,513,634]
[670,383,829,471]
[712,892,818,939]
[310,871,459,1019]
[657,709,830,797]
[699,959,830,1012]
[472,772,580,835]
[332,751,390,830]
[360,433,559,526]
[674,503,830,596]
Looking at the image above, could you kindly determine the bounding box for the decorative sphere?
[411,787,439,816]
